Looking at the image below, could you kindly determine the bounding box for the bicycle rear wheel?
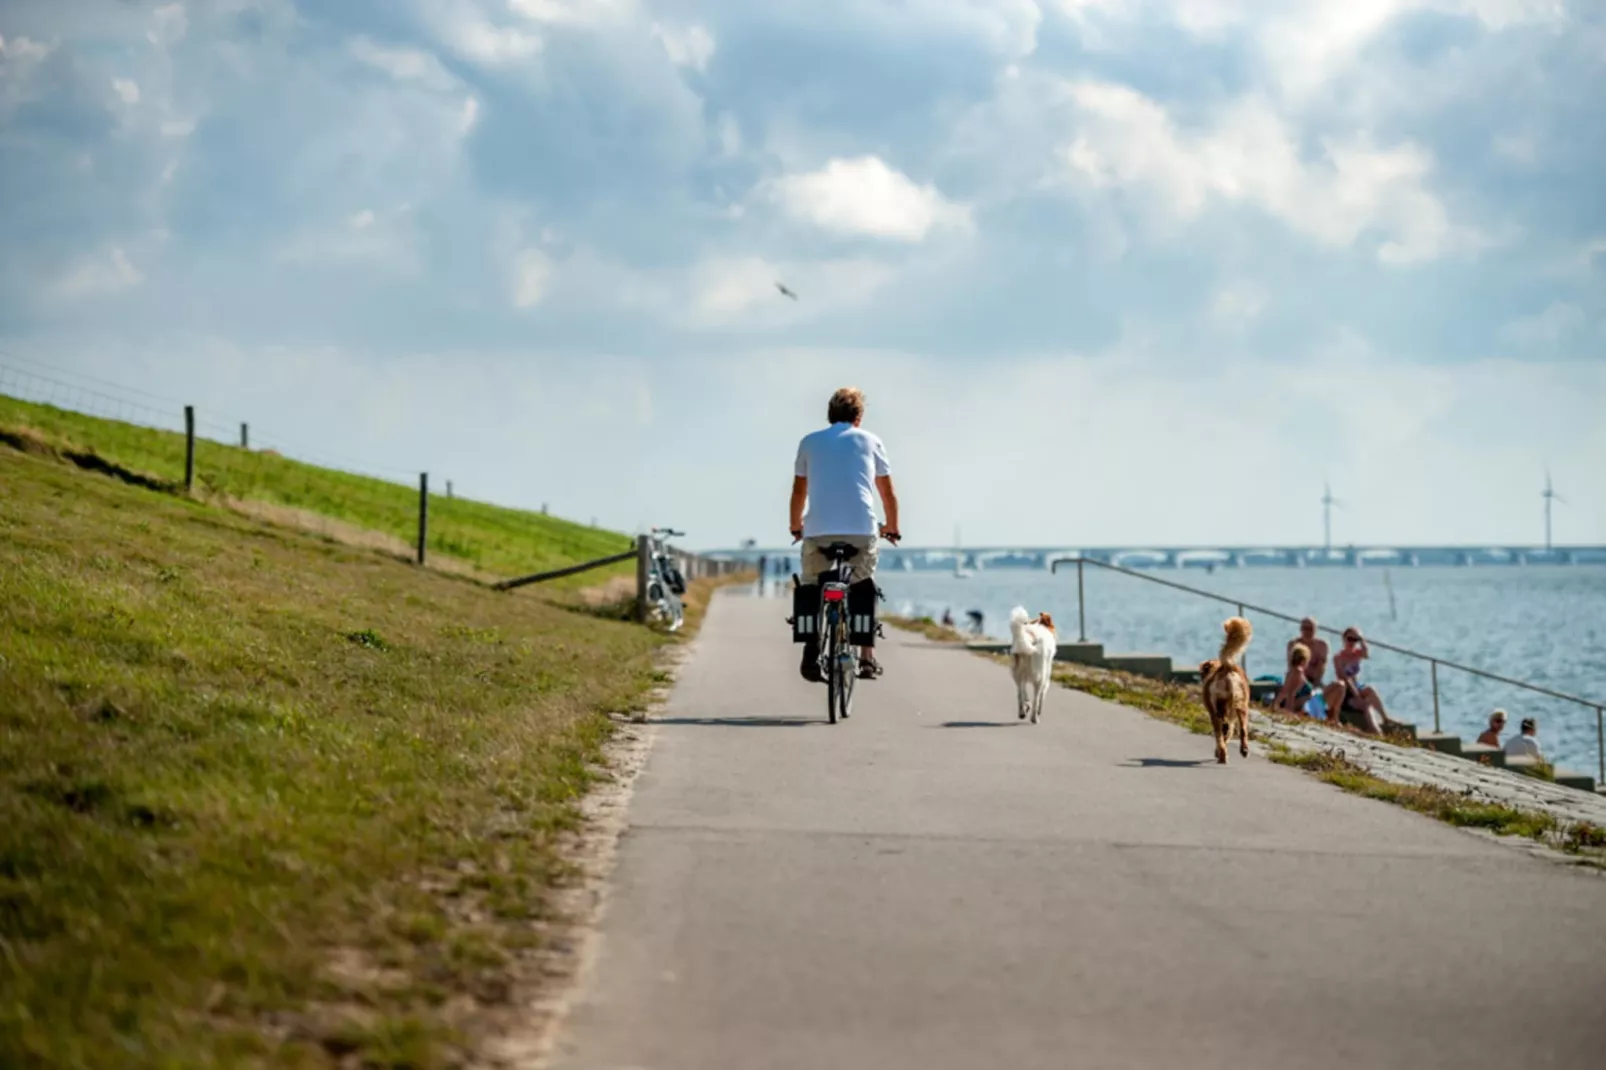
[825,617,839,724]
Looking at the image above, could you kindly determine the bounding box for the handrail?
[1049,555,1605,782]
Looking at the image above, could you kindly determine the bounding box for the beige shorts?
[801,535,878,583]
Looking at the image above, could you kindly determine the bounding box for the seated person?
[1320,627,1390,734]
[1503,717,1543,759]
[1273,642,1316,715]
[1475,709,1507,748]
[1287,617,1330,687]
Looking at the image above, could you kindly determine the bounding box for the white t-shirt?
[1504,733,1542,758]
[794,422,891,537]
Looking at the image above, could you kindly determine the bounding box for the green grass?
[0,445,686,1066]
[1263,747,1600,851]
[884,615,970,644]
[0,393,632,584]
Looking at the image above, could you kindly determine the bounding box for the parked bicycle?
[645,527,687,632]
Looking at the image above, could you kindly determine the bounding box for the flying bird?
[775,281,798,300]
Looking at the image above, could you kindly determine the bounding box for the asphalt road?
[549,588,1606,1070]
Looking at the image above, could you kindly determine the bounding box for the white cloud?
[147,3,189,48]
[459,96,481,134]
[349,209,376,229]
[430,2,544,64]
[716,113,741,157]
[1063,81,1478,263]
[0,33,53,61]
[1492,131,1537,166]
[512,249,553,308]
[1499,301,1590,350]
[349,36,456,90]
[54,247,144,299]
[652,22,715,72]
[111,77,141,105]
[769,156,973,242]
[160,118,196,138]
[510,0,636,25]
[1210,281,1268,326]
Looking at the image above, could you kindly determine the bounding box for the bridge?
[708,544,1606,570]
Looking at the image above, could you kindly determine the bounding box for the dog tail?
[1218,617,1252,668]
[1010,605,1037,655]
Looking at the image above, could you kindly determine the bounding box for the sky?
[0,0,1602,550]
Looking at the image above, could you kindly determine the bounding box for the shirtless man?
[1287,617,1330,687]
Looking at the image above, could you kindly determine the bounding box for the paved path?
[551,591,1606,1070]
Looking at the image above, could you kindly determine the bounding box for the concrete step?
[1458,742,1507,768]
[1555,770,1598,793]
[1103,653,1173,680]
[1054,641,1105,665]
[1418,733,1463,756]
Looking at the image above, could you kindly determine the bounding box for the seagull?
[775,281,798,300]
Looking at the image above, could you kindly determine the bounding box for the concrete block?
[1503,755,1543,778]
[1554,770,1598,793]
[1104,654,1174,680]
[1385,720,1418,743]
[1458,743,1507,768]
[1054,642,1105,665]
[1418,733,1463,757]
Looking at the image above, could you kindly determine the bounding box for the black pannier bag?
[847,577,879,646]
[791,581,820,643]
[666,566,687,595]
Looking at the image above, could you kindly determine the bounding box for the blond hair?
[1289,642,1311,666]
[827,387,865,425]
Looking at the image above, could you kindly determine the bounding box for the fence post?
[416,473,428,566]
[240,422,248,449]
[183,405,196,491]
[1077,559,1086,642]
[635,535,651,622]
[1431,660,1441,734]
[446,480,453,500]
[1597,706,1603,786]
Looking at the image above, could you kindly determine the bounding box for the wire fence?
[0,357,731,594]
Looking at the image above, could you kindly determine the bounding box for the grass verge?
[0,394,633,586]
[883,614,970,644]
[1266,746,1606,865]
[0,444,696,1067]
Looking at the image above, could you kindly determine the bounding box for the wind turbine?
[1542,471,1566,552]
[1322,482,1343,555]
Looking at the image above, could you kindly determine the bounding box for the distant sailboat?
[953,526,972,578]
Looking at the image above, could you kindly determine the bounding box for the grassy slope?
[0,394,631,583]
[0,446,673,1067]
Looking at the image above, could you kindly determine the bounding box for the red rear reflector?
[822,588,846,602]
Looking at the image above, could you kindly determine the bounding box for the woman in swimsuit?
[1320,628,1390,734]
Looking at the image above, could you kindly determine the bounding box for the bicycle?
[644,527,687,632]
[792,531,897,724]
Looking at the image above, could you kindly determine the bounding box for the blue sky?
[1,0,1602,549]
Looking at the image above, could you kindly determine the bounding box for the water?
[877,565,1606,779]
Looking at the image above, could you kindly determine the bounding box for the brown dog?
[1199,617,1253,764]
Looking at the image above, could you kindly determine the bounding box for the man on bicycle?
[790,386,901,681]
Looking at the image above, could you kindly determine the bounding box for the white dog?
[1009,606,1057,723]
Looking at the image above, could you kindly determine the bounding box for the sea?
[869,564,1606,780]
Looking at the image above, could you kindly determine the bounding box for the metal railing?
[1050,556,1606,782]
